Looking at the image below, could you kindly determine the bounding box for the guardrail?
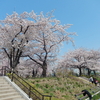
[75,92,88,100]
[1,66,52,100]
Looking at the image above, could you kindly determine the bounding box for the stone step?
[0,92,20,98]
[0,95,24,100]
[0,85,13,90]
[0,80,7,83]
[13,98,27,100]
[0,81,8,84]
[0,88,16,94]
[0,76,29,100]
[0,83,10,87]
[0,98,25,100]
[0,77,6,79]
[0,77,4,79]
[0,79,5,81]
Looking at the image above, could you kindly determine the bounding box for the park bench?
[75,86,100,100]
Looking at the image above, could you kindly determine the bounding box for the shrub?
[45,84,50,88]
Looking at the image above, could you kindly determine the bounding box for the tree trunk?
[93,70,96,76]
[79,67,82,76]
[41,62,47,77]
[9,48,22,70]
[87,68,91,76]
[32,68,38,77]
[9,57,18,69]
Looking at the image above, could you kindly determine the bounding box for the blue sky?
[0,0,100,57]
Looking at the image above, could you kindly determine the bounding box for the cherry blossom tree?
[0,11,36,70]
[16,59,41,78]
[59,48,88,76]
[86,50,100,75]
[57,48,100,76]
[24,17,76,76]
[0,11,75,77]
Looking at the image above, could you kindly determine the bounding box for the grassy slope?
[26,75,95,100]
[93,92,100,99]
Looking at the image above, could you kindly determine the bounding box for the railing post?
[29,85,31,98]
[1,66,3,76]
[4,66,6,76]
[11,68,14,81]
[50,96,52,100]
[42,95,44,100]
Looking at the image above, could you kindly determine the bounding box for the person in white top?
[89,77,93,83]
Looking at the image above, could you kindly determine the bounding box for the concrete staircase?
[0,76,30,100]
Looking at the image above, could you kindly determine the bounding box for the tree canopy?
[0,11,75,77]
[57,48,100,76]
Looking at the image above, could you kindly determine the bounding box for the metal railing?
[0,66,52,100]
[75,87,100,100]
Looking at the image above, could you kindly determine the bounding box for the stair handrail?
[2,66,52,100]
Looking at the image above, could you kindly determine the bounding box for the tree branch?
[2,48,10,58]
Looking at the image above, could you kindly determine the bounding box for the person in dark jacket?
[93,77,98,86]
[82,90,92,100]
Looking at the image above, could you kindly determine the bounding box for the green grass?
[8,73,100,100]
[92,92,100,99]
[27,76,95,100]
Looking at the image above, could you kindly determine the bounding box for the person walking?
[89,77,94,84]
[93,77,98,86]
